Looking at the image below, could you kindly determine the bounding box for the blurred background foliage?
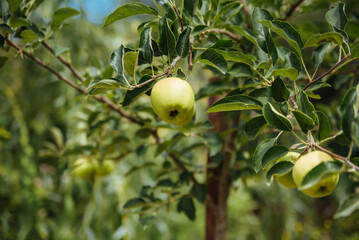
[1,0,359,239]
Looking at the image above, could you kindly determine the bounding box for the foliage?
[1,0,359,239]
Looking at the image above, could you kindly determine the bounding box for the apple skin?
[292,151,339,198]
[151,77,195,126]
[72,158,95,180]
[95,159,115,177]
[276,152,300,188]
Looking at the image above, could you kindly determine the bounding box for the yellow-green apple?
[292,151,339,198]
[95,159,115,177]
[151,77,195,126]
[72,158,95,180]
[276,152,300,188]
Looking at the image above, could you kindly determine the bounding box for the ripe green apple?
[276,152,300,188]
[292,151,339,198]
[151,77,195,126]
[72,158,95,180]
[95,159,115,177]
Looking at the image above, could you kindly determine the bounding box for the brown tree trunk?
[205,77,234,240]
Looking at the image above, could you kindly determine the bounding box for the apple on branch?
[151,77,195,126]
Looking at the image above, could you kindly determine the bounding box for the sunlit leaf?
[103,2,157,27]
[51,7,80,30]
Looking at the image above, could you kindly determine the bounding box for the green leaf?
[352,42,359,59]
[304,32,343,48]
[325,2,348,40]
[0,0,10,22]
[191,184,207,203]
[284,52,301,74]
[244,116,267,139]
[228,25,258,46]
[340,88,357,140]
[214,1,240,22]
[334,193,359,219]
[340,88,357,113]
[292,110,315,133]
[263,102,292,131]
[299,161,342,190]
[210,39,234,49]
[103,2,157,27]
[184,0,196,16]
[305,82,331,92]
[50,127,64,149]
[6,0,21,12]
[139,27,154,63]
[51,7,80,30]
[195,81,230,100]
[228,63,253,78]
[158,16,176,56]
[123,198,146,209]
[258,20,303,57]
[313,43,332,69]
[10,16,29,29]
[0,23,12,33]
[110,45,128,85]
[123,51,139,79]
[266,161,294,186]
[297,91,316,121]
[88,79,127,95]
[122,75,154,107]
[193,25,209,36]
[216,50,255,67]
[266,67,298,81]
[20,29,38,44]
[176,27,192,58]
[352,116,359,149]
[199,49,227,74]
[0,56,8,69]
[207,94,262,113]
[177,196,196,221]
[315,111,331,142]
[252,8,277,63]
[253,138,276,172]
[262,145,288,169]
[271,78,290,102]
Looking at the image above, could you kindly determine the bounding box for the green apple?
[95,159,115,177]
[276,152,300,188]
[151,77,195,126]
[292,151,339,198]
[72,158,95,180]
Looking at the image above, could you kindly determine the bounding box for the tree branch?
[41,41,85,82]
[169,152,198,184]
[285,0,306,20]
[313,144,359,171]
[303,54,351,91]
[172,4,184,31]
[5,37,143,125]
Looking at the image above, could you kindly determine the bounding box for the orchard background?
[1,0,359,239]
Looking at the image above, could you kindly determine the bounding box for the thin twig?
[303,54,351,91]
[41,41,85,82]
[172,4,184,31]
[5,37,143,125]
[285,0,306,20]
[169,152,198,184]
[5,38,87,95]
[313,144,359,171]
[188,36,194,73]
